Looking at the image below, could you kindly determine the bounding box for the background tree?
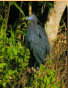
[44,1,67,47]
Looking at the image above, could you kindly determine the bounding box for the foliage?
[25,61,61,88]
[0,1,66,88]
[9,1,25,16]
[0,15,30,88]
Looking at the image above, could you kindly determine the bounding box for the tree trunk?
[44,1,67,48]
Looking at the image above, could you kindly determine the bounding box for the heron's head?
[26,14,38,24]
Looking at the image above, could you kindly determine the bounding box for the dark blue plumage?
[25,14,50,66]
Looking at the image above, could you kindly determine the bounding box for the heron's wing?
[28,28,49,63]
[36,25,50,54]
[25,24,50,65]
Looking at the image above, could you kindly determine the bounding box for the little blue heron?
[25,14,50,66]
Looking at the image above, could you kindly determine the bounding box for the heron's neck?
[28,21,37,30]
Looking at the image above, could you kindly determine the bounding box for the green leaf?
[13,2,25,16]
[34,74,37,79]
[40,64,46,71]
[2,82,6,87]
[49,54,53,58]
[9,1,16,5]
[2,47,5,53]
[0,80,2,83]
[12,47,17,55]
[47,59,52,63]
[0,63,7,68]
[8,70,13,75]
[51,77,56,83]
[30,77,33,85]
[46,77,50,85]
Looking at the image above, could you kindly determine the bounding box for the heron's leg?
[36,53,45,64]
[33,53,42,66]
[34,62,37,68]
[39,56,45,64]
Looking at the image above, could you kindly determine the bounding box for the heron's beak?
[25,16,33,20]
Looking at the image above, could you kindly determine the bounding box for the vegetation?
[0,1,67,88]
